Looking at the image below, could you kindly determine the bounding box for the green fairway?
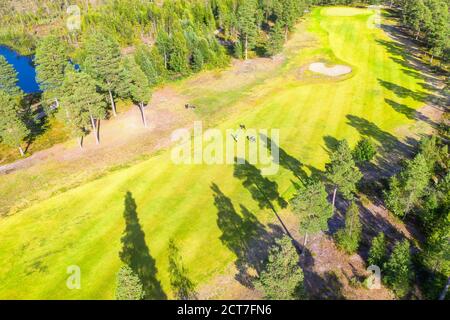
[0,7,429,299]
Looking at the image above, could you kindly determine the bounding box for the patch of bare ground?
[0,87,194,174]
[0,86,198,216]
[182,55,286,94]
[197,264,263,300]
[302,234,395,300]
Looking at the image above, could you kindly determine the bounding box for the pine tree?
[266,21,285,56]
[116,265,144,300]
[134,45,164,86]
[59,70,105,147]
[237,0,258,60]
[326,139,363,211]
[0,56,23,98]
[384,153,431,218]
[168,30,190,74]
[83,31,123,117]
[335,202,362,254]
[156,30,171,70]
[403,0,428,39]
[274,0,299,42]
[367,232,388,267]
[383,240,412,298]
[423,0,449,63]
[254,235,306,300]
[0,90,29,156]
[291,180,333,250]
[35,35,68,102]
[122,58,152,127]
[352,137,377,163]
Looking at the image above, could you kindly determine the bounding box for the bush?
[116,265,144,300]
[353,137,377,163]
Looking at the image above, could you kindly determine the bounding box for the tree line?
[1,0,313,154]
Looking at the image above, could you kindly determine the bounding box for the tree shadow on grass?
[211,183,284,287]
[385,98,439,129]
[233,158,287,210]
[233,158,293,238]
[259,134,309,184]
[119,191,166,300]
[323,135,340,155]
[345,115,417,205]
[168,239,197,300]
[378,79,428,103]
[346,114,415,168]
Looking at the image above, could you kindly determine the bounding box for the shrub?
[353,137,377,163]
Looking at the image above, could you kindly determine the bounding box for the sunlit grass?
[0,7,429,299]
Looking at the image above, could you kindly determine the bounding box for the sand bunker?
[309,62,352,77]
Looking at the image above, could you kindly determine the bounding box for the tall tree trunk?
[439,277,450,300]
[163,49,167,69]
[430,55,434,64]
[108,90,117,117]
[79,136,84,149]
[139,102,148,128]
[301,232,308,256]
[245,35,248,60]
[90,115,99,145]
[403,192,415,220]
[18,146,24,157]
[332,187,338,215]
[285,26,289,42]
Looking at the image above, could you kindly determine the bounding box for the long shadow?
[378,79,428,103]
[24,110,51,153]
[377,23,447,100]
[385,98,439,128]
[119,191,166,300]
[259,134,309,184]
[233,158,292,237]
[323,135,340,155]
[346,114,415,158]
[345,115,416,204]
[168,240,197,300]
[211,183,284,287]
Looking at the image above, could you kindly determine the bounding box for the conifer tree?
[116,265,144,300]
[383,240,412,298]
[122,58,152,127]
[291,180,333,250]
[59,71,105,147]
[266,21,285,56]
[335,202,362,254]
[367,232,388,267]
[384,154,431,218]
[84,31,122,117]
[326,139,363,211]
[0,56,23,98]
[35,35,68,103]
[0,90,29,156]
[134,45,164,86]
[254,235,306,300]
[237,0,258,60]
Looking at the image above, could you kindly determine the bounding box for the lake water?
[0,46,41,94]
